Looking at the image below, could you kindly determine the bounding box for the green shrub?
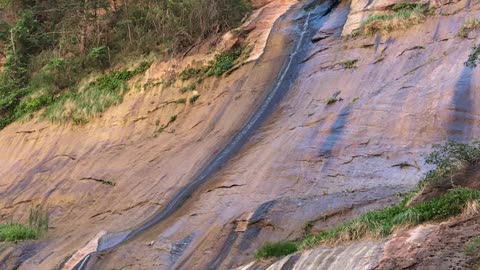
[88,46,110,68]
[466,45,480,68]
[391,2,420,12]
[255,241,298,258]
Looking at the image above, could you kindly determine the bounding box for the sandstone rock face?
[250,0,275,8]
[1,0,480,269]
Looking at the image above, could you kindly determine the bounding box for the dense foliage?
[0,0,251,128]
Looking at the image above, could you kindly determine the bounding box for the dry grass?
[358,3,429,35]
[459,18,480,38]
[461,200,480,219]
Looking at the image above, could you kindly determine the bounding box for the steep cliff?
[1,0,480,269]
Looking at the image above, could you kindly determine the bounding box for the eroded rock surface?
[1,0,480,269]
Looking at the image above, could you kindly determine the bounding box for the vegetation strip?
[256,141,480,259]
[0,0,251,129]
[355,2,430,35]
[0,205,48,242]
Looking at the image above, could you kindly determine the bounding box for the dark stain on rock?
[318,105,351,158]
[448,67,474,140]
[170,234,194,265]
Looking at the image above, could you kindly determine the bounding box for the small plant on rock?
[465,45,480,68]
[338,59,358,69]
[189,95,200,104]
[0,205,48,242]
[459,18,480,39]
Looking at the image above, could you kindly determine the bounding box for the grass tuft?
[176,98,187,104]
[358,2,429,35]
[465,45,480,68]
[459,18,480,39]
[255,241,298,258]
[0,205,48,243]
[179,68,203,81]
[0,224,38,242]
[338,59,358,69]
[326,97,340,105]
[205,47,244,77]
[288,188,480,253]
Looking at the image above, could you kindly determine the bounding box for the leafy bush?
[0,0,251,130]
[12,94,54,120]
[119,0,251,54]
[180,83,197,93]
[206,47,244,77]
